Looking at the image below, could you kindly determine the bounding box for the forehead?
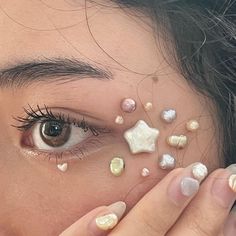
[0,0,161,74]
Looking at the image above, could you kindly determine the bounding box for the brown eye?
[40,121,71,147]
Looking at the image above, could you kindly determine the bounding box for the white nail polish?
[229,175,236,192]
[180,177,199,197]
[95,214,118,230]
[192,163,208,182]
[95,201,126,231]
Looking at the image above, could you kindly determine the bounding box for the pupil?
[40,121,71,147]
[44,121,63,137]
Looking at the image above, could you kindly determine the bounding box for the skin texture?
[0,0,220,235]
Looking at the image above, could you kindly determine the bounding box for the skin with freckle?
[0,0,219,235]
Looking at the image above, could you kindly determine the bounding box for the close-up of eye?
[13,105,112,161]
[30,119,92,150]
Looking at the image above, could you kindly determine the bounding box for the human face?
[0,1,219,235]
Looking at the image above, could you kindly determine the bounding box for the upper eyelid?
[12,105,112,134]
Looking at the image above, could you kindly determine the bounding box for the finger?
[167,165,236,236]
[223,206,236,236]
[110,163,208,236]
[60,201,126,236]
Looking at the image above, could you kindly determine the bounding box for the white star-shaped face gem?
[124,120,160,154]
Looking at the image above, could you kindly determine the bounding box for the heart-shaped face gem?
[57,163,68,172]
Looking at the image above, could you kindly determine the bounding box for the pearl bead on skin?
[124,120,160,154]
[144,102,153,111]
[110,157,125,176]
[141,168,150,177]
[191,163,208,181]
[161,109,177,123]
[159,154,176,170]
[57,163,68,172]
[186,120,200,132]
[167,135,188,149]
[120,98,136,113]
[115,115,124,125]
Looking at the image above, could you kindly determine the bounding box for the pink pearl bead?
[120,98,136,113]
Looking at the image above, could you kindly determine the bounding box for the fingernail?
[223,206,236,236]
[168,164,203,206]
[95,201,126,231]
[180,177,199,197]
[211,164,236,208]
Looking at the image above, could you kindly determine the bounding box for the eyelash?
[13,104,100,135]
[12,104,110,161]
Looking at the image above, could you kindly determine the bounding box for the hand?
[60,163,236,236]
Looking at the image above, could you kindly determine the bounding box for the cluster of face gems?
[108,96,201,177]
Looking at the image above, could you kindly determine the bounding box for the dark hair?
[113,0,236,166]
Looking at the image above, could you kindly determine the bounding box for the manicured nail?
[223,206,236,236]
[168,164,201,206]
[211,164,236,208]
[180,177,199,197]
[95,201,126,231]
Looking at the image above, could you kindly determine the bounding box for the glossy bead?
[167,135,188,149]
[115,115,124,125]
[144,102,153,111]
[120,98,136,113]
[161,109,177,123]
[110,157,125,176]
[159,154,176,170]
[186,120,200,132]
[124,120,160,154]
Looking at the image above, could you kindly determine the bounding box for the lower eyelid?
[22,134,116,163]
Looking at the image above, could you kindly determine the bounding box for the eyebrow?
[0,58,112,89]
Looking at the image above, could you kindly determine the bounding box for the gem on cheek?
[159,154,176,170]
[167,135,188,149]
[144,102,153,111]
[124,120,160,154]
[120,98,136,113]
[161,109,177,123]
[57,163,68,172]
[110,157,125,176]
[186,120,200,132]
[141,168,150,177]
[115,115,124,125]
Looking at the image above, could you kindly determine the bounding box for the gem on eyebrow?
[124,120,160,154]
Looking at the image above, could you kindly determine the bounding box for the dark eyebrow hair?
[0,58,112,88]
